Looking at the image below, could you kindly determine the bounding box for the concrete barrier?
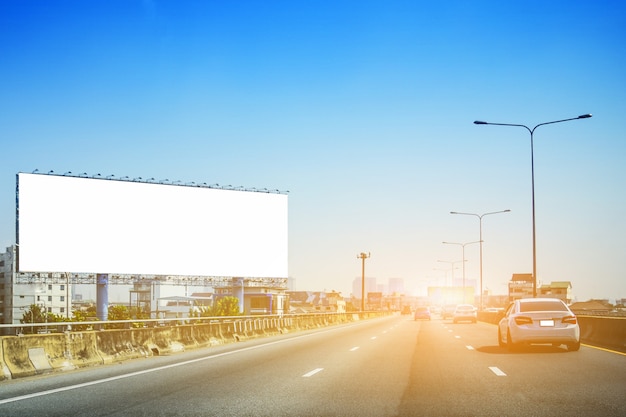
[578,316,626,352]
[0,339,11,380]
[0,312,389,379]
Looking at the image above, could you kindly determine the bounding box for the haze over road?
[1,315,624,416]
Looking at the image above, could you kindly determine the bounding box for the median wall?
[578,316,626,352]
[0,312,384,380]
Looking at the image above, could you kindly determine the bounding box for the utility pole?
[357,252,371,312]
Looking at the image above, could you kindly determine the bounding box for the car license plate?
[540,320,554,327]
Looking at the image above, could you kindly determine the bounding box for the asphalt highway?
[1,314,625,416]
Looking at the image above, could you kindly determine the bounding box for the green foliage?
[188,297,241,318]
[214,296,242,316]
[72,307,95,322]
[107,305,131,321]
[20,304,46,326]
[104,305,131,329]
[20,304,69,333]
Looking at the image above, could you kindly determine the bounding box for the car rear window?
[519,301,568,312]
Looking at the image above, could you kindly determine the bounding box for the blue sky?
[1,0,625,301]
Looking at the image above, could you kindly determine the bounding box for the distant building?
[388,277,405,294]
[508,273,534,300]
[569,300,613,315]
[214,284,288,315]
[508,275,575,304]
[287,291,346,313]
[0,246,73,326]
[539,281,573,304]
[352,276,376,298]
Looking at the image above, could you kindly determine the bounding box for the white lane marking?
[371,336,377,340]
[454,335,461,339]
[489,366,507,376]
[448,330,453,333]
[466,345,474,350]
[0,323,354,405]
[350,347,360,352]
[302,368,324,378]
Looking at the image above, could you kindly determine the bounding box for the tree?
[189,297,242,318]
[107,305,131,320]
[20,304,46,326]
[19,304,65,333]
[214,296,242,316]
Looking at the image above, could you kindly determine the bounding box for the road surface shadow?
[476,344,571,354]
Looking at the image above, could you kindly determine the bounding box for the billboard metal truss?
[14,271,288,288]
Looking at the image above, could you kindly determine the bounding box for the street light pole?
[474,114,591,298]
[436,259,464,286]
[450,210,511,309]
[442,241,481,304]
[357,252,371,312]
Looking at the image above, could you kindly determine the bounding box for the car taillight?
[562,315,577,325]
[514,316,533,325]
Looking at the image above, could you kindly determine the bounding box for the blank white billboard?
[16,173,288,278]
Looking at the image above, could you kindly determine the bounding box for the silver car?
[498,298,580,351]
[453,304,477,323]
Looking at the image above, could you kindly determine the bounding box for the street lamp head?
[474,120,488,125]
[578,114,592,119]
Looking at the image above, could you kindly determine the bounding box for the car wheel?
[498,328,505,348]
[506,329,517,352]
[567,341,581,352]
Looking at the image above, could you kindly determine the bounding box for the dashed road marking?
[489,366,507,376]
[350,347,360,352]
[466,345,474,350]
[303,368,324,378]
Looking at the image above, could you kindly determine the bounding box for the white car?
[453,304,477,323]
[498,298,580,351]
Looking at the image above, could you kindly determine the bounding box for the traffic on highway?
[1,313,624,416]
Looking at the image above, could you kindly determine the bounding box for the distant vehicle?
[414,306,431,320]
[498,298,580,352]
[401,305,412,315]
[453,304,477,323]
[429,305,442,315]
[442,304,456,319]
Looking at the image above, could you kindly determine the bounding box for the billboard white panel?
[17,173,288,277]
